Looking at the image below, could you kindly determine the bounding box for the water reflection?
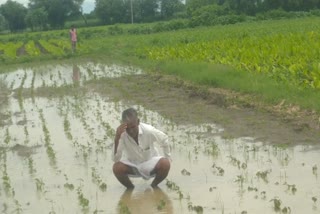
[72,64,80,86]
[117,187,173,214]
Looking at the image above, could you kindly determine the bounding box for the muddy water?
[0,63,319,214]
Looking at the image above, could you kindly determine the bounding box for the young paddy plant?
[118,201,131,214]
[91,167,107,192]
[38,109,57,167]
[35,178,45,192]
[269,197,291,213]
[228,155,247,170]
[187,202,204,214]
[13,199,23,214]
[27,157,36,175]
[312,164,317,176]
[256,169,272,183]
[4,127,11,145]
[24,126,29,144]
[63,174,75,191]
[63,116,73,141]
[2,159,14,196]
[156,199,166,211]
[284,183,297,195]
[77,184,90,211]
[211,163,225,176]
[166,179,184,200]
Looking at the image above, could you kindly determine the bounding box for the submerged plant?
[63,116,73,140]
[256,170,271,183]
[212,163,224,176]
[157,199,166,210]
[312,165,317,176]
[77,185,89,210]
[35,178,45,192]
[118,201,131,214]
[27,157,36,175]
[181,168,191,176]
[285,183,297,194]
[4,127,11,144]
[270,197,291,213]
[188,202,204,214]
[235,174,245,187]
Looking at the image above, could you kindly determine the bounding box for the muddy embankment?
[87,73,320,145]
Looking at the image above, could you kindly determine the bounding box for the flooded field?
[0,62,319,214]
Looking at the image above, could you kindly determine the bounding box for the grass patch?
[153,61,320,112]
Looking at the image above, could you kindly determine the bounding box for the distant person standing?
[69,25,77,53]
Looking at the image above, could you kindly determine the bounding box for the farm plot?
[0,38,90,61]
[0,62,319,214]
[145,31,320,90]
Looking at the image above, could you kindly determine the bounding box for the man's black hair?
[122,108,138,122]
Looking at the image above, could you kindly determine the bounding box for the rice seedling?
[63,174,75,191]
[35,178,45,192]
[38,109,56,167]
[63,116,73,141]
[312,165,317,176]
[2,159,13,196]
[91,167,107,192]
[285,183,297,194]
[256,170,271,183]
[27,157,36,175]
[77,185,89,210]
[211,163,225,176]
[118,201,131,214]
[13,199,22,214]
[156,199,166,211]
[228,155,244,169]
[235,174,245,188]
[181,168,191,176]
[188,202,204,214]
[4,127,11,145]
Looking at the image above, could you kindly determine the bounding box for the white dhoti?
[120,156,163,180]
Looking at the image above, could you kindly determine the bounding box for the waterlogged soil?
[0,62,319,214]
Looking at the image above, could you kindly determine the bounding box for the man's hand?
[115,123,127,141]
[114,123,127,155]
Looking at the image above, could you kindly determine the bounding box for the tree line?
[1,0,320,32]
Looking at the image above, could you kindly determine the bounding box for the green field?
[0,17,319,112]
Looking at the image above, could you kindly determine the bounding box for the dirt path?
[88,74,320,145]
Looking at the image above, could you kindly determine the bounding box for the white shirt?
[112,123,171,164]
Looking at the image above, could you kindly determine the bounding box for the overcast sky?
[0,0,95,13]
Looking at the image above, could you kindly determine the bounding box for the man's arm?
[112,123,127,162]
[152,127,171,159]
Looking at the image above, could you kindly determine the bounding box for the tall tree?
[25,7,48,31]
[0,14,7,31]
[95,0,126,24]
[185,0,216,16]
[160,0,184,19]
[0,0,27,32]
[28,0,84,28]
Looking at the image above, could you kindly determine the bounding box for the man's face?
[124,117,139,139]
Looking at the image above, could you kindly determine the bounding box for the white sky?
[0,0,95,13]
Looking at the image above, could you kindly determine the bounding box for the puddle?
[1,63,142,90]
[0,63,319,214]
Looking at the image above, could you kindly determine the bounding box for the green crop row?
[0,39,91,62]
[145,31,320,89]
